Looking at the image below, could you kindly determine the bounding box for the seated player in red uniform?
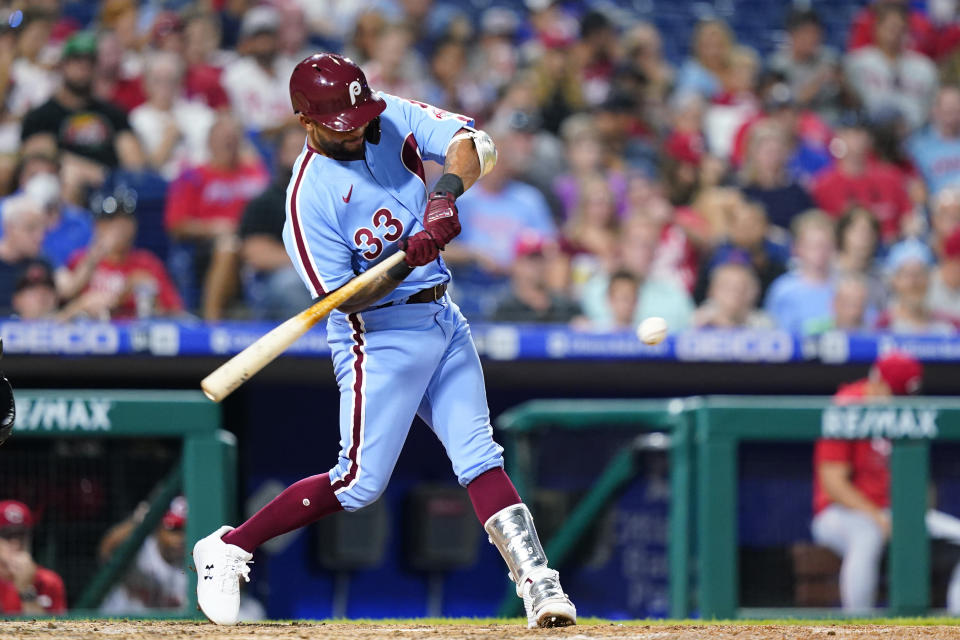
[0,500,66,615]
[811,352,960,613]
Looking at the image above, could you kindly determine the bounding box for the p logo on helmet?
[349,81,362,106]
[289,53,386,132]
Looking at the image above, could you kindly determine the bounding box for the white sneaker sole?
[535,600,577,628]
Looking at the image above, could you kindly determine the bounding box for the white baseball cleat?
[193,525,253,625]
[520,567,577,629]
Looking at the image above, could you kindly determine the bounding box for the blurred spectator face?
[933,88,960,137]
[184,14,220,64]
[833,276,870,329]
[620,221,659,279]
[873,7,908,52]
[567,134,602,173]
[278,126,306,173]
[62,55,96,97]
[96,31,124,76]
[725,47,758,94]
[246,31,279,66]
[156,526,185,566]
[790,20,822,59]
[17,155,58,190]
[431,40,466,87]
[95,213,137,256]
[708,263,760,322]
[375,26,413,79]
[796,224,835,272]
[727,201,767,249]
[102,0,138,51]
[694,21,732,67]
[151,12,185,53]
[626,22,663,66]
[932,188,960,241]
[13,262,58,320]
[672,93,705,133]
[144,53,184,110]
[19,12,54,60]
[402,0,433,22]
[3,197,46,260]
[942,250,960,289]
[891,259,930,307]
[511,244,547,290]
[577,177,616,228]
[208,116,242,166]
[608,272,639,328]
[839,209,879,262]
[278,3,307,56]
[353,10,387,62]
[832,126,871,163]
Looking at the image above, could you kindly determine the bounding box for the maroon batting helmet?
[289,53,386,132]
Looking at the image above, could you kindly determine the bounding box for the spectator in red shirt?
[0,500,66,615]
[60,184,183,321]
[164,114,268,320]
[811,352,960,614]
[812,116,913,244]
[182,12,229,110]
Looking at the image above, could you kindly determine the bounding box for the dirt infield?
[3,621,960,640]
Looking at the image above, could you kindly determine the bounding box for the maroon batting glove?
[402,231,441,267]
[423,191,461,248]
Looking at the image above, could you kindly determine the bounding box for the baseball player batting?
[192,53,576,628]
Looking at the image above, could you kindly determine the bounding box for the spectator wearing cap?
[60,185,182,321]
[812,352,960,614]
[928,227,960,322]
[764,210,837,334]
[844,3,938,132]
[221,6,298,136]
[908,86,960,195]
[0,194,50,315]
[238,124,313,320]
[164,113,268,320]
[876,238,956,333]
[738,121,816,233]
[692,195,789,304]
[812,116,913,244]
[491,234,581,324]
[20,32,145,188]
[693,261,774,329]
[581,214,693,331]
[12,260,58,320]
[674,19,734,101]
[100,497,189,614]
[0,500,66,615]
[130,51,215,181]
[769,9,842,124]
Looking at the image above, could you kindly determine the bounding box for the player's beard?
[314,136,365,161]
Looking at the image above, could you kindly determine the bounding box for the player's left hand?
[402,231,441,267]
[423,191,460,248]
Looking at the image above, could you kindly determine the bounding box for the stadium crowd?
[2,0,960,334]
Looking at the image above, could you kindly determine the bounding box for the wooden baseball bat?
[201,251,407,402]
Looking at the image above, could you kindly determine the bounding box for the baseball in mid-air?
[637,316,668,345]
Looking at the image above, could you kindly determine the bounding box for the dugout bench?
[497,396,960,620]
[9,390,235,617]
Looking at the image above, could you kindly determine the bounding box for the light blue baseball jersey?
[282,92,472,307]
[280,92,504,511]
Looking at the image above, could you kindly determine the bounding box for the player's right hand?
[402,231,441,267]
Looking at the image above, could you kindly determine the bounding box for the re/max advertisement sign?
[821,406,938,439]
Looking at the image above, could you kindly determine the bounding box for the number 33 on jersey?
[282,92,472,308]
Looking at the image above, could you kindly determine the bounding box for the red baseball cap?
[0,500,34,530]
[161,496,187,530]
[872,351,924,395]
[943,227,960,260]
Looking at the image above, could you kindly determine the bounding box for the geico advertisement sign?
[821,406,938,439]
[0,322,119,354]
[14,397,113,432]
[675,330,794,362]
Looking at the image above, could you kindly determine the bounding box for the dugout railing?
[7,389,235,617]
[497,396,960,620]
